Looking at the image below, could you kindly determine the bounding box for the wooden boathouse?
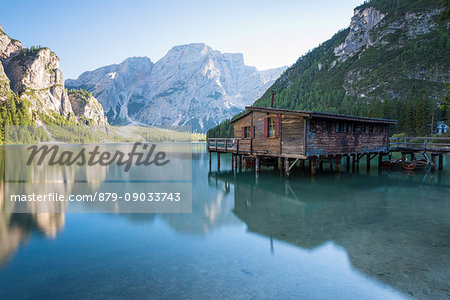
[208,106,397,176]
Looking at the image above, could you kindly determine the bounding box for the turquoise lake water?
[0,144,449,299]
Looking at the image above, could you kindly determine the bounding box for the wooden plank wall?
[233,115,252,153]
[306,118,389,156]
[233,116,251,138]
[281,115,306,157]
[252,112,281,155]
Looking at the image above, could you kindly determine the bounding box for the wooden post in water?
[346,156,350,172]
[238,155,242,170]
[431,154,436,171]
[319,158,324,172]
[310,159,316,176]
[284,158,290,177]
[300,160,305,169]
[411,153,416,161]
[329,157,333,170]
[438,155,443,171]
[255,156,260,173]
[217,152,220,170]
[378,153,383,169]
[209,151,211,168]
[274,157,278,171]
[231,154,234,169]
[335,156,340,173]
[366,154,371,172]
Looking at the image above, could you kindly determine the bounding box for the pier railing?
[389,137,450,153]
[207,138,241,152]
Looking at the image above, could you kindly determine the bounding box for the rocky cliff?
[0,25,108,130]
[67,43,286,132]
[4,47,73,117]
[334,7,386,61]
[68,89,107,125]
[0,25,22,60]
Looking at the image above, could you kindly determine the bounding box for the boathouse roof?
[231,107,397,125]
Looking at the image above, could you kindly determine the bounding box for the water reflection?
[209,167,450,300]
[0,147,449,299]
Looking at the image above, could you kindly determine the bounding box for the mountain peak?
[121,56,153,64]
[66,43,286,131]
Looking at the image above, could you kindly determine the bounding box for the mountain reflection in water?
[0,148,449,299]
[210,168,449,300]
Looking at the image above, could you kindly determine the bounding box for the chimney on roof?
[270,90,274,108]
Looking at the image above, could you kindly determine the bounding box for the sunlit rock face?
[66,56,154,124]
[5,48,73,117]
[0,25,108,125]
[68,92,108,125]
[334,7,386,61]
[0,25,23,60]
[66,44,286,132]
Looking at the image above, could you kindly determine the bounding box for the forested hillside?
[208,0,449,138]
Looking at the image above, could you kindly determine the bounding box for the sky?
[0,0,363,79]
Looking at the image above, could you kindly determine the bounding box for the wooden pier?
[208,136,449,175]
[207,107,449,176]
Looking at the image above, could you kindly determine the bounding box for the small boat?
[402,159,429,170]
[243,156,255,167]
[381,159,402,168]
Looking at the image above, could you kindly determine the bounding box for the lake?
[0,144,449,299]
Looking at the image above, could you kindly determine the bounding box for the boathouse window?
[350,123,354,133]
[264,117,279,138]
[381,126,385,134]
[362,124,366,133]
[335,122,340,133]
[268,117,276,137]
[369,124,374,134]
[343,123,348,133]
[242,126,253,138]
[310,119,316,132]
[322,120,327,132]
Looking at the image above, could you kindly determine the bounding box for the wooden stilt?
[274,157,279,171]
[209,151,211,168]
[401,152,406,162]
[284,158,290,177]
[352,154,356,172]
[310,159,316,176]
[335,156,340,173]
[217,152,220,169]
[431,154,436,171]
[346,156,350,172]
[330,157,333,170]
[239,155,242,170]
[366,154,370,172]
[438,155,443,171]
[378,153,383,169]
[231,154,234,169]
[411,153,416,161]
[300,160,305,169]
[255,156,260,172]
